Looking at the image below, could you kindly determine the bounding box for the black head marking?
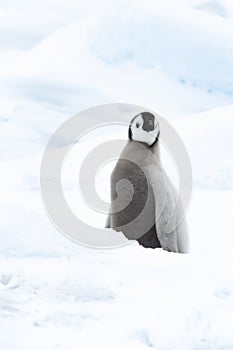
[128,125,132,140]
[141,112,155,132]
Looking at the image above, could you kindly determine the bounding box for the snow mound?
[174,105,233,189]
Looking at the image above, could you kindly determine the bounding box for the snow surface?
[1,0,233,349]
[1,247,233,350]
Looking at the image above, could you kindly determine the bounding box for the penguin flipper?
[150,171,179,253]
[105,213,111,228]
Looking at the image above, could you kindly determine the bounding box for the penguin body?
[106,112,189,253]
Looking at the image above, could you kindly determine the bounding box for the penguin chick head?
[128,112,160,147]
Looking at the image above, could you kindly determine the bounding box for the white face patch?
[130,114,159,146]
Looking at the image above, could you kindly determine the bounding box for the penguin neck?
[150,141,160,158]
[124,140,161,165]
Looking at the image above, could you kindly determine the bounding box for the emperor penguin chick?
[106,112,189,253]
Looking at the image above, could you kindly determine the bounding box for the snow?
[1,244,233,349]
[1,0,233,348]
[174,105,233,190]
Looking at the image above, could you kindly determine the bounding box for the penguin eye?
[136,122,140,128]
